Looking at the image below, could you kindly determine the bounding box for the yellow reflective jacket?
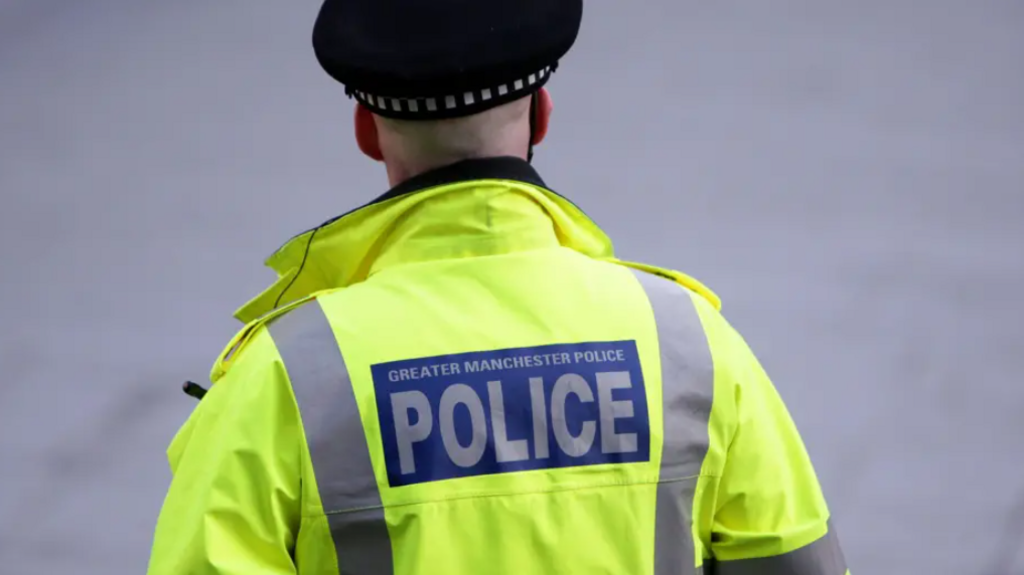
[148,158,848,575]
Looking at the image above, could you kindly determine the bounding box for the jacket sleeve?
[705,317,849,574]
[147,327,302,575]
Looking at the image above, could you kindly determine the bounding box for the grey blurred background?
[1,0,1022,573]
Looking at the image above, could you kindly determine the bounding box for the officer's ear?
[531,88,554,146]
[354,103,385,162]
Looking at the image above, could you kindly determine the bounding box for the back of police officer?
[147,1,850,574]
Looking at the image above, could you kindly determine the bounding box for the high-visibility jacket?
[148,157,848,575]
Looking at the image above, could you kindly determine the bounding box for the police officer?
[148,0,850,573]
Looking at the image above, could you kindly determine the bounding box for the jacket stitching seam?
[305,473,719,518]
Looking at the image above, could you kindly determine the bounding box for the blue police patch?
[372,341,650,487]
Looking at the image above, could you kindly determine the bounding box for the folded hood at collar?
[233,158,615,324]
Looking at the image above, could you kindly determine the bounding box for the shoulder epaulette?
[209,290,333,383]
[604,257,722,311]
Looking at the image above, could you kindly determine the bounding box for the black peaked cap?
[313,0,583,120]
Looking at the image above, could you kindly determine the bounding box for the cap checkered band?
[353,66,553,120]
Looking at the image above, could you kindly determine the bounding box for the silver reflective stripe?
[268,301,393,575]
[714,521,847,575]
[632,270,715,575]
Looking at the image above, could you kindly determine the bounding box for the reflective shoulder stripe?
[714,522,848,575]
[631,269,715,575]
[268,300,394,575]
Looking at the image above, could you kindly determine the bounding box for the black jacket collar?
[371,156,547,206]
